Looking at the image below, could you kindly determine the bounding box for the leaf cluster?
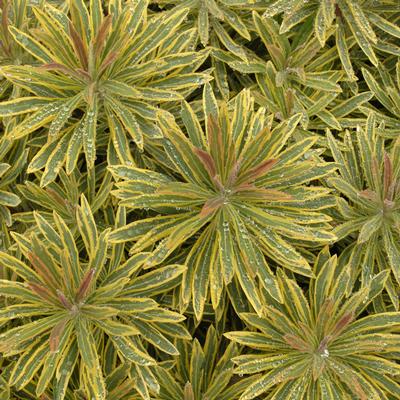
[0,1,399,399]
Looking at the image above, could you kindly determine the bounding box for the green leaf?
[75,318,98,370]
[0,190,20,207]
[107,98,144,150]
[0,97,53,116]
[48,93,83,137]
[357,214,382,244]
[111,336,156,366]
[10,339,49,390]
[82,100,98,169]
[130,319,179,355]
[9,26,54,63]
[94,319,139,336]
[76,194,98,258]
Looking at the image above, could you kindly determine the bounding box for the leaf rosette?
[226,248,400,399]
[0,196,189,399]
[0,0,211,185]
[109,84,337,320]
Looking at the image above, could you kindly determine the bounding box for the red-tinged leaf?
[335,3,343,18]
[242,159,278,183]
[199,197,224,218]
[193,147,216,179]
[316,298,335,330]
[75,268,96,302]
[99,51,118,76]
[331,312,354,338]
[57,289,72,309]
[87,82,96,107]
[28,252,58,289]
[76,68,91,80]
[41,62,85,81]
[226,160,241,187]
[283,333,312,352]
[266,44,285,69]
[234,183,255,192]
[316,335,330,353]
[69,21,88,69]
[370,156,380,189]
[358,189,378,202]
[41,62,67,71]
[383,198,395,209]
[94,15,112,57]
[49,318,68,352]
[45,188,68,207]
[211,174,224,192]
[207,116,223,148]
[27,282,55,303]
[356,387,368,400]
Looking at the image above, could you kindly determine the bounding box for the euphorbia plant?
[109,84,337,320]
[0,1,398,399]
[328,113,400,309]
[153,325,257,400]
[226,248,400,400]
[0,197,188,399]
[261,0,400,69]
[0,0,210,185]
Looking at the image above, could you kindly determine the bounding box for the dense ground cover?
[0,1,399,399]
